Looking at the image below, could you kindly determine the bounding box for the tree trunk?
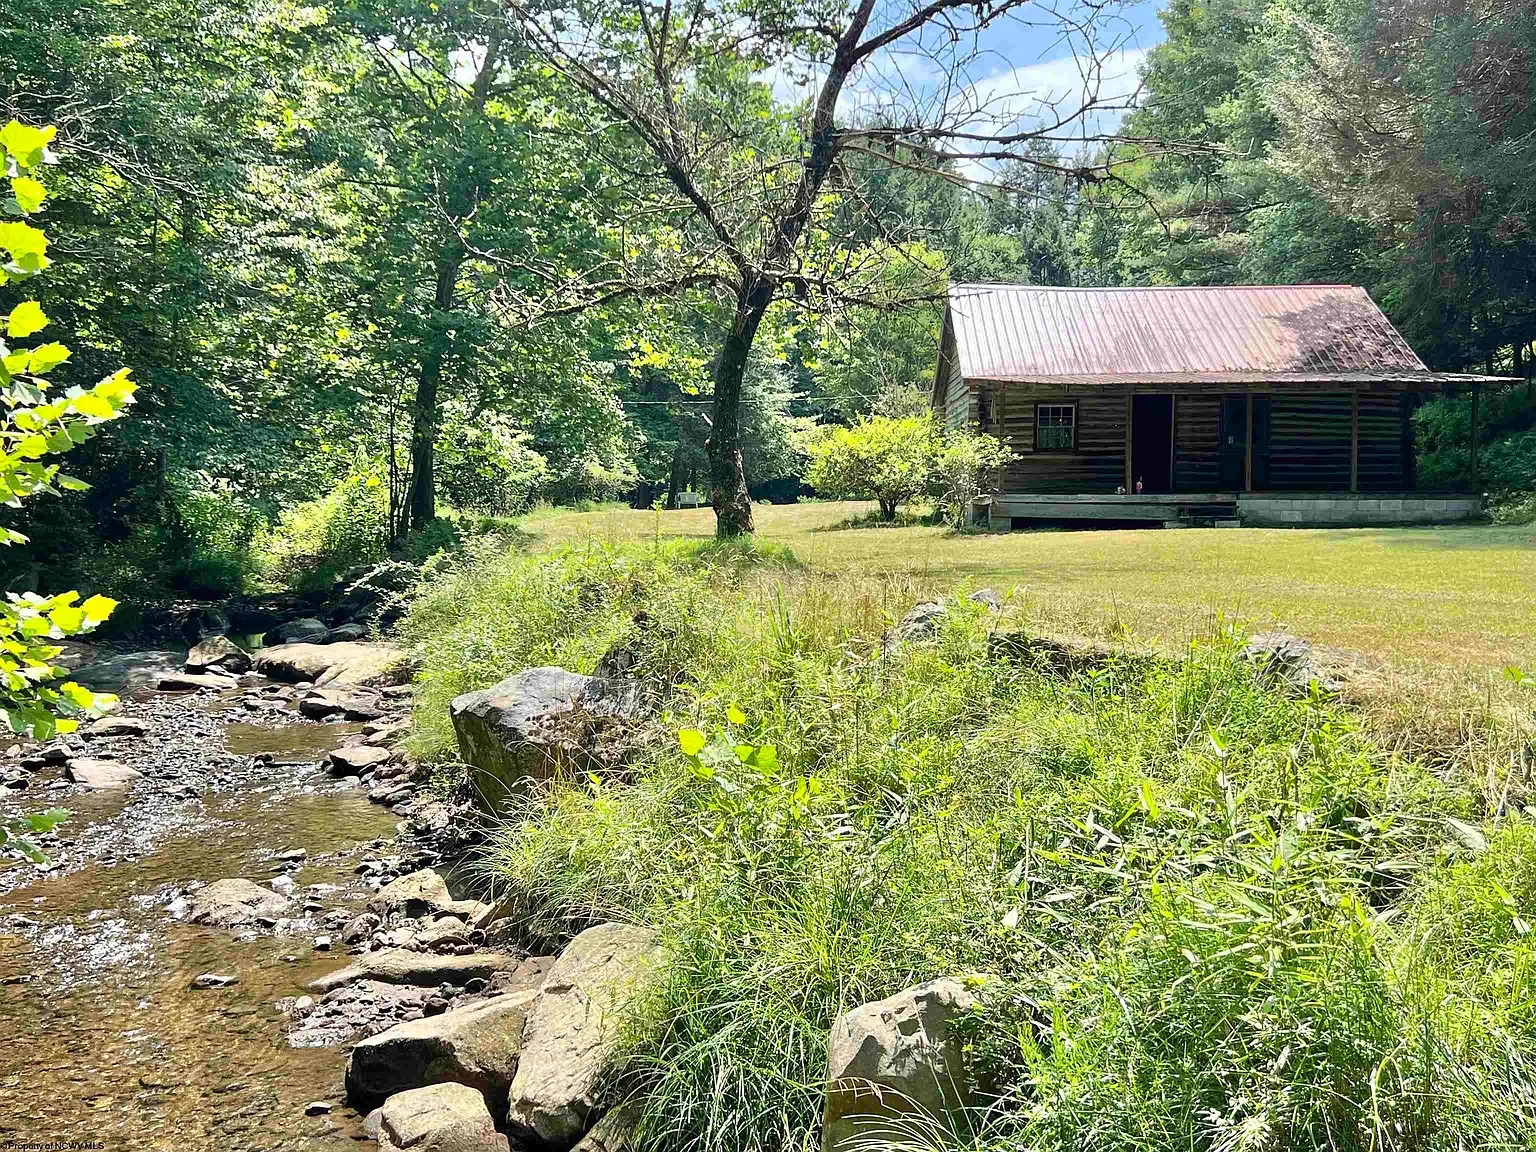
[878,498,896,521]
[404,252,462,534]
[708,280,774,537]
[401,31,501,539]
[665,435,687,510]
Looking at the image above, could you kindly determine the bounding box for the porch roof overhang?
[964,371,1519,393]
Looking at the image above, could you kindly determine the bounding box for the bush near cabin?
[806,414,1011,524]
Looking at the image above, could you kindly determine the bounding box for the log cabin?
[932,283,1506,526]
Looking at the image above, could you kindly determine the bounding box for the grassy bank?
[405,534,1536,1152]
[517,502,1536,676]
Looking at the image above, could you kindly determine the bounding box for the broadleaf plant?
[0,120,137,861]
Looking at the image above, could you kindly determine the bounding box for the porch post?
[1124,392,1133,491]
[1169,393,1178,493]
[1470,383,1481,484]
[1350,389,1360,492]
[1244,392,1253,491]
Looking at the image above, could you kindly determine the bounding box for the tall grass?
[405,539,1536,1152]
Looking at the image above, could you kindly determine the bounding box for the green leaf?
[81,594,116,623]
[24,808,69,834]
[26,342,69,374]
[677,728,707,756]
[0,220,47,262]
[0,122,57,167]
[726,704,747,725]
[6,301,47,338]
[10,176,45,214]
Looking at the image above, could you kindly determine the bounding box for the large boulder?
[309,948,521,994]
[885,589,1003,652]
[253,641,410,687]
[272,616,330,644]
[346,989,540,1111]
[1242,632,1344,694]
[185,634,252,674]
[376,1082,507,1152]
[187,878,294,928]
[64,758,141,789]
[71,650,182,692]
[506,923,667,1149]
[821,978,980,1152]
[450,667,648,811]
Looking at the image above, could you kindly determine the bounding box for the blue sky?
[767,0,1168,167]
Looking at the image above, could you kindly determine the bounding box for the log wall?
[983,384,1412,494]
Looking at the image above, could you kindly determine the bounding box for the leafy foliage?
[805,414,1013,523]
[0,120,132,738]
[805,415,939,521]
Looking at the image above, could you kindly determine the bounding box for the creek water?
[0,699,403,1151]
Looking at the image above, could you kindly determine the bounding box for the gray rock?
[273,616,330,644]
[342,912,382,944]
[450,667,648,812]
[185,634,252,674]
[1242,631,1343,694]
[191,972,240,989]
[346,989,541,1111]
[86,715,150,738]
[64,758,142,788]
[71,650,182,692]
[328,623,369,642]
[888,589,1003,650]
[367,868,491,923]
[309,949,522,994]
[301,687,383,720]
[158,670,240,692]
[377,1082,506,1152]
[304,1100,334,1116]
[187,878,294,928]
[329,744,392,774]
[253,641,410,688]
[570,1103,641,1152]
[506,923,666,1149]
[821,978,979,1152]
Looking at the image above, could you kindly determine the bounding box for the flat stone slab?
[187,878,294,928]
[346,989,541,1111]
[254,641,409,688]
[64,758,142,788]
[71,650,182,692]
[158,671,240,692]
[329,744,392,773]
[308,948,521,993]
[506,923,666,1148]
[86,716,150,738]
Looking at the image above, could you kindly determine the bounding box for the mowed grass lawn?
[524,501,1536,677]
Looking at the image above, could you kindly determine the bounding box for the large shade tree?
[501,0,1149,535]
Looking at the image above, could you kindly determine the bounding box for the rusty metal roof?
[948,284,1430,381]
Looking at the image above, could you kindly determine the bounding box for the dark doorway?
[1131,394,1174,493]
[1220,394,1248,490]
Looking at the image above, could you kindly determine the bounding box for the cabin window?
[1035,402,1076,451]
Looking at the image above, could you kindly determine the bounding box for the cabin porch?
[988,491,1484,528]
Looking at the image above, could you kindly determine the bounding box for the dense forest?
[2,0,1533,607]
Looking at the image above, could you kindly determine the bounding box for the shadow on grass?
[809,509,937,533]
[1350,524,1536,552]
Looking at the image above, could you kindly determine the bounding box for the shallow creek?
[0,690,404,1150]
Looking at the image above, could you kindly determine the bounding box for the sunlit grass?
[519,501,1536,676]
